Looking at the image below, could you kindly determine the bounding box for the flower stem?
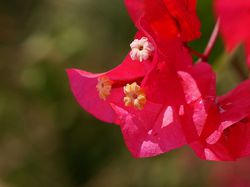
[187,46,206,59]
[198,19,221,62]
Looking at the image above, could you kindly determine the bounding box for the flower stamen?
[124,82,146,110]
[96,76,113,100]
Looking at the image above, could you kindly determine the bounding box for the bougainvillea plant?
[67,0,250,161]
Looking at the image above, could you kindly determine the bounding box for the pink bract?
[185,80,250,161]
[67,33,155,124]
[111,52,216,157]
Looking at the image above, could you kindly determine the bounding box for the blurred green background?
[0,0,250,187]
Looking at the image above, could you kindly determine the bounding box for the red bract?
[125,0,201,42]
[183,80,250,161]
[215,0,250,68]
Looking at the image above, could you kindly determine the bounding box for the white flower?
[130,37,154,62]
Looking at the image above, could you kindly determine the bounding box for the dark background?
[0,0,249,186]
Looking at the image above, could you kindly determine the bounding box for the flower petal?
[124,0,144,25]
[111,103,186,158]
[223,119,250,159]
[67,69,119,123]
[215,0,250,50]
[125,0,201,42]
[67,52,147,123]
[218,80,250,130]
[215,0,250,68]
[178,63,216,138]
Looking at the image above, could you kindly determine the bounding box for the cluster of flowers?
[67,0,250,161]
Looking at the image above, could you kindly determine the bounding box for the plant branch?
[198,19,221,62]
[186,45,206,59]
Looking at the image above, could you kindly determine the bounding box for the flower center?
[96,76,113,100]
[123,82,146,110]
[130,37,154,62]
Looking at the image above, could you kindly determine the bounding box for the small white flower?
[96,76,113,100]
[123,82,146,110]
[130,37,154,62]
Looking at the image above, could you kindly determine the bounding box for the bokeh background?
[0,0,250,187]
